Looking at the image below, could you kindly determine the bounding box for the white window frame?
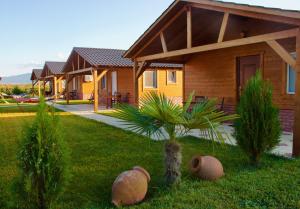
[286,52,296,95]
[167,70,177,84]
[143,70,158,89]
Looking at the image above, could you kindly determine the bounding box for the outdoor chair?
[88,93,94,104]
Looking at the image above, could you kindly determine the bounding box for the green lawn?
[0,98,16,104]
[56,100,92,105]
[0,104,39,113]
[0,108,300,208]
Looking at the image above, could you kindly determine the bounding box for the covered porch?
[30,69,43,97]
[41,61,66,99]
[124,0,300,156]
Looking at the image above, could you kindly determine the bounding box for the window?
[167,70,177,84]
[101,75,106,89]
[287,53,296,94]
[144,70,157,88]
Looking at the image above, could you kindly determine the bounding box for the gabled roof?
[124,0,300,58]
[42,61,66,77]
[63,47,182,72]
[30,69,43,80]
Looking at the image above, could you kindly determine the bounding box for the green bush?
[13,98,70,209]
[234,71,281,165]
[12,86,24,95]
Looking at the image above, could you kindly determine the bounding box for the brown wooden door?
[237,55,261,98]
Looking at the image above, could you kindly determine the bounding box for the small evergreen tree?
[12,86,24,95]
[13,97,70,209]
[235,71,281,165]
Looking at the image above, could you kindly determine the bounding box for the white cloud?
[56,52,67,60]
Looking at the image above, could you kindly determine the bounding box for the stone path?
[48,102,293,158]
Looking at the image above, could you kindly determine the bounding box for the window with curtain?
[287,53,296,94]
[144,70,157,88]
[167,70,177,84]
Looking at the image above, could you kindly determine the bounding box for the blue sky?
[0,0,300,76]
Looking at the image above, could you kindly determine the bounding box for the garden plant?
[235,71,281,165]
[13,97,70,209]
[111,92,237,185]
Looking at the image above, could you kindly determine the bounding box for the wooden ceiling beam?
[133,7,187,58]
[136,28,299,62]
[266,40,296,68]
[160,32,168,53]
[187,6,192,48]
[218,12,229,43]
[190,3,300,26]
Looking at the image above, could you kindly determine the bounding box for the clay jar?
[189,155,224,181]
[112,166,150,207]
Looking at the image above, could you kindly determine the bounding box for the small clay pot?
[189,155,224,181]
[112,166,150,207]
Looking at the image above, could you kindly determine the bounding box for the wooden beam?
[293,28,300,157]
[133,61,139,106]
[187,6,192,48]
[267,40,296,69]
[133,7,186,58]
[78,54,80,70]
[160,32,168,53]
[68,67,93,75]
[218,12,229,43]
[190,2,300,26]
[53,76,57,100]
[137,62,151,78]
[137,28,299,62]
[93,69,98,112]
[96,69,108,82]
[38,81,41,98]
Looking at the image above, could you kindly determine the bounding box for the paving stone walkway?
[48,102,293,158]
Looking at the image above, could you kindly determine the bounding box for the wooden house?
[62,47,183,110]
[30,69,43,97]
[123,0,300,156]
[41,61,66,99]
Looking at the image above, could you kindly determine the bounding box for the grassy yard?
[0,104,39,113]
[56,100,92,105]
[0,107,300,209]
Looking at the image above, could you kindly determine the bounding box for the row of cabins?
[30,48,183,109]
[31,0,300,156]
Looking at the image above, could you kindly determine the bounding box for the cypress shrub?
[234,71,281,165]
[13,98,70,209]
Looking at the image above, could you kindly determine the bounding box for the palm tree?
[110,92,237,185]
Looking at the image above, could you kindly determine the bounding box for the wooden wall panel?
[184,41,296,109]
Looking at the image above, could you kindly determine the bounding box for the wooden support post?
[93,69,98,112]
[43,79,46,96]
[53,76,57,100]
[218,12,229,43]
[293,29,300,157]
[32,80,34,97]
[66,75,70,105]
[187,6,192,49]
[38,81,41,98]
[133,61,139,106]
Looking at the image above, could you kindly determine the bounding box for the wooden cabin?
[123,0,300,156]
[62,47,183,110]
[41,61,66,99]
[30,69,43,97]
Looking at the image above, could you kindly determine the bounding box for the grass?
[56,100,92,105]
[0,108,300,209]
[0,104,39,113]
[0,98,16,104]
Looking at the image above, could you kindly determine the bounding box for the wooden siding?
[184,41,296,110]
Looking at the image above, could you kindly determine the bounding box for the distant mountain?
[0,73,31,84]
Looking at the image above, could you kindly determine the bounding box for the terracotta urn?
[112,166,150,207]
[189,155,224,181]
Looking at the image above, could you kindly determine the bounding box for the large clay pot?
[112,166,150,207]
[189,155,224,181]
